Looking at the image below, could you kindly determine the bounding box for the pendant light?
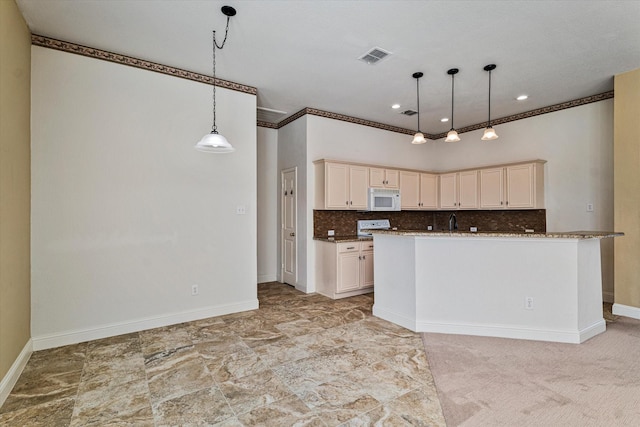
[411,72,427,144]
[444,68,461,143]
[481,64,499,141]
[195,6,237,153]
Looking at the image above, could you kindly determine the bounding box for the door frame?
[281,167,298,285]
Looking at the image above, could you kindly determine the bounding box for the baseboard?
[373,305,606,344]
[32,299,258,351]
[612,303,640,320]
[0,339,33,407]
[372,305,417,331]
[257,274,277,283]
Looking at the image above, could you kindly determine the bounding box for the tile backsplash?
[313,209,546,237]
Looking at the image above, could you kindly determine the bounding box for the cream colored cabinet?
[316,241,374,299]
[480,167,505,208]
[439,171,478,209]
[506,163,542,208]
[315,161,368,210]
[369,167,399,189]
[400,171,437,209]
[479,162,545,209]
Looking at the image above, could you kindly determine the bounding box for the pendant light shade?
[445,129,460,143]
[412,132,427,144]
[411,72,426,144]
[481,64,499,141]
[444,68,461,143]
[195,131,234,153]
[481,127,498,140]
[195,6,237,153]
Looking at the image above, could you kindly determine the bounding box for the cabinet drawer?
[361,241,374,251]
[337,242,360,253]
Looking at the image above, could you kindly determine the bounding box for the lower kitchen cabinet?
[316,240,374,299]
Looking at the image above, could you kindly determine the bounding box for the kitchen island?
[370,230,623,343]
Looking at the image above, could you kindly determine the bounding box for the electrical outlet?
[191,284,199,296]
[236,205,246,215]
[328,230,335,236]
[427,225,433,231]
[470,226,478,232]
[525,296,534,310]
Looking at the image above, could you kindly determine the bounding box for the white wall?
[31,46,258,349]
[277,117,307,291]
[257,127,278,283]
[269,101,613,299]
[426,100,614,300]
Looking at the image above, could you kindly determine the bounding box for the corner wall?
[0,0,32,398]
[257,127,278,283]
[30,46,258,349]
[614,67,640,318]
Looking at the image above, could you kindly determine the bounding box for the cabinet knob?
[284,190,287,195]
[359,255,362,260]
[506,201,509,206]
[350,201,353,205]
[500,201,503,205]
[346,201,349,206]
[289,232,295,237]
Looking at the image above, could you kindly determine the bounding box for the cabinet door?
[384,169,400,189]
[506,164,534,208]
[360,249,374,288]
[369,167,385,188]
[458,170,479,209]
[480,168,505,209]
[400,171,420,209]
[337,251,361,293]
[325,163,350,209]
[439,173,458,209]
[420,173,438,209]
[349,166,369,209]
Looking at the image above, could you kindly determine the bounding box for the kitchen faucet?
[448,212,458,231]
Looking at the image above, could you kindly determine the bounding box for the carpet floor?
[422,313,640,426]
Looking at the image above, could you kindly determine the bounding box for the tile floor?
[0,282,446,426]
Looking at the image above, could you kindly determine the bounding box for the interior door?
[282,168,297,286]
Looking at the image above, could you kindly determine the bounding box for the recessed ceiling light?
[440,117,449,122]
[516,95,529,101]
[391,104,401,109]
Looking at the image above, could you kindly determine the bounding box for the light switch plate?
[586,203,594,212]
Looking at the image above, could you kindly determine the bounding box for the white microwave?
[368,188,401,211]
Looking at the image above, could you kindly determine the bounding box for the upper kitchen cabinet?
[480,161,545,209]
[400,171,437,210]
[315,160,368,210]
[369,167,399,189]
[439,170,479,210]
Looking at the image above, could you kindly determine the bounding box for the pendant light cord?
[416,77,421,132]
[211,16,232,133]
[487,69,492,128]
[450,74,455,130]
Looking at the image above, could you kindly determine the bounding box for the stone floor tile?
[218,369,293,415]
[0,397,75,427]
[152,386,234,426]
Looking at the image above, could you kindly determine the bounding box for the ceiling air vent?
[400,109,418,116]
[358,47,392,65]
[257,107,287,123]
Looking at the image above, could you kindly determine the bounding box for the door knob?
[289,232,295,237]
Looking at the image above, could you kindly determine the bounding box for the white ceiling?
[16,0,640,134]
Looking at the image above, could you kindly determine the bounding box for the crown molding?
[30,35,611,134]
[31,34,257,96]
[259,91,615,137]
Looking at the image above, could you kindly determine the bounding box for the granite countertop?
[367,229,623,239]
[314,235,373,243]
